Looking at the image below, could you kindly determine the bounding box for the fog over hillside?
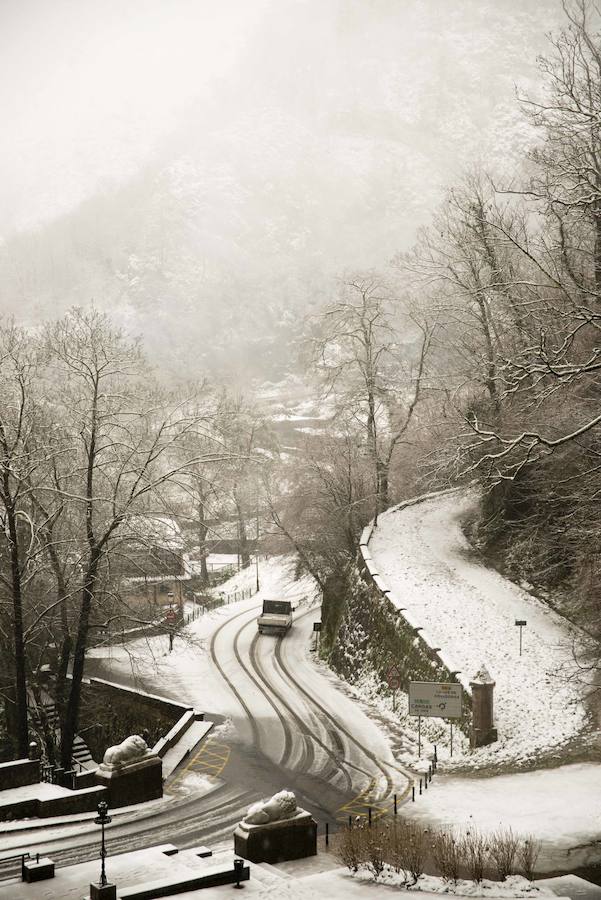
[1,0,561,381]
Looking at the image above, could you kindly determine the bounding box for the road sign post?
[409,681,463,759]
[515,619,527,656]
[386,664,402,713]
[408,681,463,719]
[313,621,321,652]
[165,608,176,652]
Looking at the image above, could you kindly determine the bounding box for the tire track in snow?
[209,603,263,748]
[275,608,413,806]
[0,786,256,880]
[208,599,359,793]
[249,631,359,794]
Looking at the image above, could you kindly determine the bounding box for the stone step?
[117,854,250,899]
[252,861,292,884]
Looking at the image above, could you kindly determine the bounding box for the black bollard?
[412,786,415,802]
[233,858,244,889]
[394,793,397,815]
[419,778,422,795]
[349,815,352,829]
[368,806,372,827]
[326,823,329,847]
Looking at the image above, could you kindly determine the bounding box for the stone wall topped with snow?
[366,488,588,768]
[358,489,472,705]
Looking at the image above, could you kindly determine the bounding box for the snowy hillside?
[368,491,590,769]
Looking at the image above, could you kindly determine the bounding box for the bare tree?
[312,276,433,515]
[0,321,49,756]
[42,308,214,768]
[212,392,274,569]
[264,423,373,591]
[519,0,601,293]
[401,173,534,408]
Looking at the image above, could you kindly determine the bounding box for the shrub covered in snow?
[335,818,543,893]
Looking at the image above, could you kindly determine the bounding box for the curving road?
[0,588,412,881]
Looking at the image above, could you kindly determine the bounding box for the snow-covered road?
[366,490,601,871]
[369,490,588,768]
[90,558,411,825]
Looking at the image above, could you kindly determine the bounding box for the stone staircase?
[31,701,96,772]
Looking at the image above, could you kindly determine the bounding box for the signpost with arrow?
[408,681,463,757]
[165,608,176,652]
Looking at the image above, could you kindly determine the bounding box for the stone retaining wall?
[0,785,106,822]
[358,489,472,710]
[0,759,39,792]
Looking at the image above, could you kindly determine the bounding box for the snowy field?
[369,491,589,770]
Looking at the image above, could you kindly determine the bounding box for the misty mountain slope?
[0,0,559,379]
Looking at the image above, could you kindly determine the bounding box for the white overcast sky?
[1,0,562,241]
[0,0,269,235]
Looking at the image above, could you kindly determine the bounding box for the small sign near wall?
[387,664,402,711]
[386,664,401,691]
[515,619,527,655]
[313,622,322,632]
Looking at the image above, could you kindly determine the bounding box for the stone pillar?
[470,664,498,748]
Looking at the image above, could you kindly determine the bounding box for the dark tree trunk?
[30,682,56,765]
[198,498,209,584]
[43,535,71,738]
[377,460,389,513]
[234,491,250,568]
[238,516,250,568]
[55,634,71,737]
[7,504,29,758]
[594,211,601,295]
[60,554,99,769]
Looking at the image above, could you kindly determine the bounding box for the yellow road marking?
[167,737,231,792]
[337,778,393,821]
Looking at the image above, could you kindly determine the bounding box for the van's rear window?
[263,601,291,615]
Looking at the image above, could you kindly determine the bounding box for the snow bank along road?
[369,489,588,768]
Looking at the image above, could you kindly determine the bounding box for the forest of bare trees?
[404,0,601,673]
[1,0,601,768]
[0,308,252,765]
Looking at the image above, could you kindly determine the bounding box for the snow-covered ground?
[88,556,316,732]
[368,491,591,770]
[407,762,601,856]
[0,844,568,900]
[86,552,601,870]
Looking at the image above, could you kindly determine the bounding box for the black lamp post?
[94,800,112,886]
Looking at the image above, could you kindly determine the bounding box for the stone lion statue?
[102,734,149,768]
[243,790,297,825]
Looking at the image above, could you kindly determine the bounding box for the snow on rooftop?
[124,514,184,550]
[368,490,589,768]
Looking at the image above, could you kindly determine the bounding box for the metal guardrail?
[0,852,30,880]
